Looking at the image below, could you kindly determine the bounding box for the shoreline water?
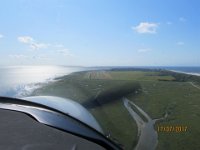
[0,66,87,98]
[123,97,158,150]
[168,69,200,77]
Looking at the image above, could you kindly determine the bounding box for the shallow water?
[0,66,85,98]
[123,98,158,150]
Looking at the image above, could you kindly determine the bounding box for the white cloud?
[18,36,49,50]
[132,22,159,34]
[9,54,28,59]
[177,41,184,46]
[179,17,186,22]
[18,36,33,43]
[57,49,74,57]
[0,34,4,38]
[137,48,151,53]
[30,43,49,50]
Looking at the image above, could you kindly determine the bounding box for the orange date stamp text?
[157,125,188,133]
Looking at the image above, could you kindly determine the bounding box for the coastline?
[0,66,87,98]
[169,69,200,77]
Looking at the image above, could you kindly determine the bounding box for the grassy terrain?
[31,69,200,150]
[31,71,140,149]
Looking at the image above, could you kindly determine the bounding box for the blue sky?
[0,0,199,66]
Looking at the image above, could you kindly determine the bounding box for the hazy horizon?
[1,65,200,67]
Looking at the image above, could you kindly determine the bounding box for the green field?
[31,69,200,150]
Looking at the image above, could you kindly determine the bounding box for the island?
[30,68,200,150]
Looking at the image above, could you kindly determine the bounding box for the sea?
[160,66,200,76]
[0,66,86,98]
[0,66,199,98]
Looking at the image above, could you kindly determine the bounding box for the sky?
[0,0,199,66]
